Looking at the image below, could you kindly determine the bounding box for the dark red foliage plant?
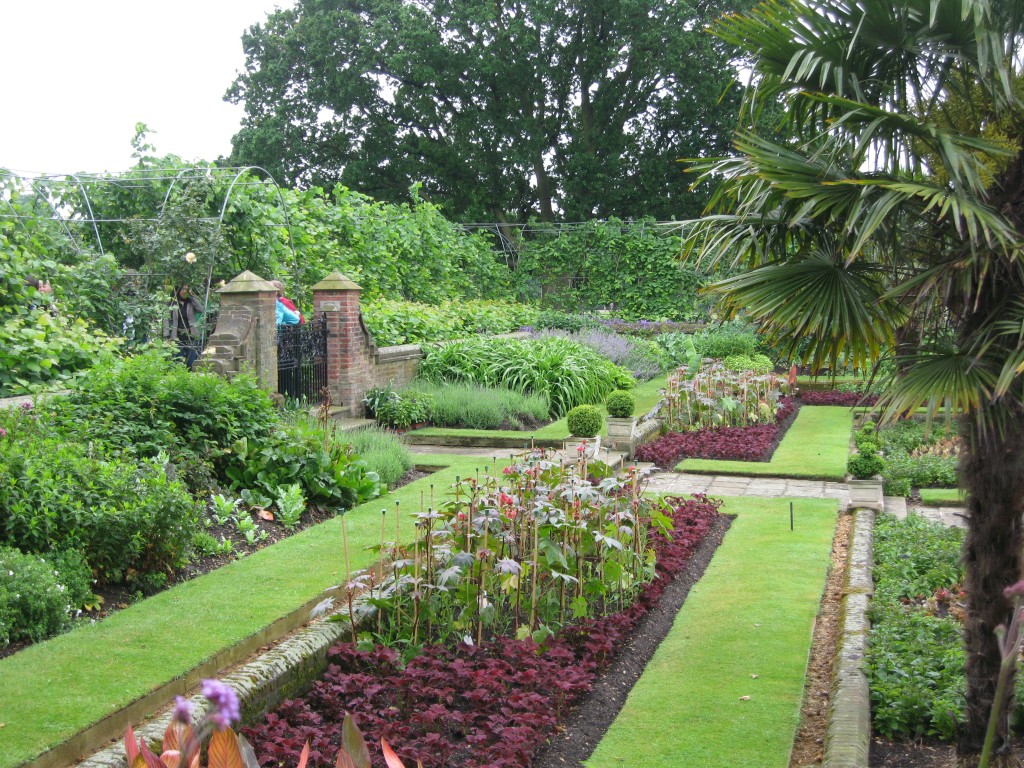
[798,390,878,406]
[241,495,722,768]
[636,397,796,467]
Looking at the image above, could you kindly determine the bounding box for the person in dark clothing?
[163,284,205,369]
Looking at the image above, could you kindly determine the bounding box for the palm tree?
[683,0,1024,761]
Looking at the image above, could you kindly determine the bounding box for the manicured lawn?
[0,454,492,768]
[919,487,965,506]
[410,375,667,441]
[677,405,853,480]
[588,496,836,768]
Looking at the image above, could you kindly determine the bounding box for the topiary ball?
[605,390,636,418]
[566,405,603,437]
[847,451,885,479]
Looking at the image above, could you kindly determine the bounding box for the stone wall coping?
[376,343,423,362]
[312,271,362,291]
[218,270,277,294]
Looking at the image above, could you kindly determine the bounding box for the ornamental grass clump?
[419,336,632,417]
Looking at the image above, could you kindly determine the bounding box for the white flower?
[185,252,197,263]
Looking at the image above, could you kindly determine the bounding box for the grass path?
[0,454,491,768]
[587,496,836,768]
[677,405,854,480]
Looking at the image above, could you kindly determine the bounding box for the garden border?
[822,507,874,768]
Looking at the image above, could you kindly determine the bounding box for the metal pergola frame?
[0,165,299,347]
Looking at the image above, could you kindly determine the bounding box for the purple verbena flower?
[172,695,193,724]
[201,679,240,730]
[20,402,32,410]
[0,427,7,438]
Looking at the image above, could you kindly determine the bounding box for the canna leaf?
[341,713,372,768]
[381,738,407,768]
[207,728,245,768]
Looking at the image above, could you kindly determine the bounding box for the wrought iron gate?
[277,313,328,403]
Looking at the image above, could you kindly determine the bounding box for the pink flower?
[0,427,7,438]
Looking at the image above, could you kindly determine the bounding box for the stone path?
[407,441,967,527]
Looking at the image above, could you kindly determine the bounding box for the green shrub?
[362,298,540,346]
[0,421,200,584]
[883,453,959,496]
[224,426,381,511]
[692,321,760,359]
[341,427,413,488]
[606,390,635,418]
[0,312,121,397]
[847,451,885,479]
[374,391,434,430]
[722,353,774,373]
[42,548,95,611]
[47,348,277,485]
[566,405,602,437]
[0,547,75,645]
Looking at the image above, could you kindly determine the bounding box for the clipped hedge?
[362,298,540,346]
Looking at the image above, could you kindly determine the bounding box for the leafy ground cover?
[0,454,486,768]
[867,514,966,740]
[587,496,837,767]
[241,496,724,768]
[678,405,853,480]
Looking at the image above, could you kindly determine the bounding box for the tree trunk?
[957,410,1024,763]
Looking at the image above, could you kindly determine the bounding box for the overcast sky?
[1,1,294,177]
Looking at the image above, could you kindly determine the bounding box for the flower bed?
[241,495,722,768]
[636,397,796,466]
[799,390,878,406]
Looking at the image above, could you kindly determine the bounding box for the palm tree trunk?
[957,410,1024,761]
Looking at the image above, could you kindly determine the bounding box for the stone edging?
[822,508,874,768]
[74,611,354,768]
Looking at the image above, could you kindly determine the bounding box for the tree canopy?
[226,0,748,222]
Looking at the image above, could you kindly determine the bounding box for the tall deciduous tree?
[226,0,747,222]
[683,0,1023,761]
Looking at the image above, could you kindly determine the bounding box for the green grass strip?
[587,496,836,768]
[0,455,495,768]
[412,375,668,441]
[676,406,853,480]
[918,487,965,506]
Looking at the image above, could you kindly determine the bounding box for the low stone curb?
[75,611,354,767]
[822,507,874,768]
